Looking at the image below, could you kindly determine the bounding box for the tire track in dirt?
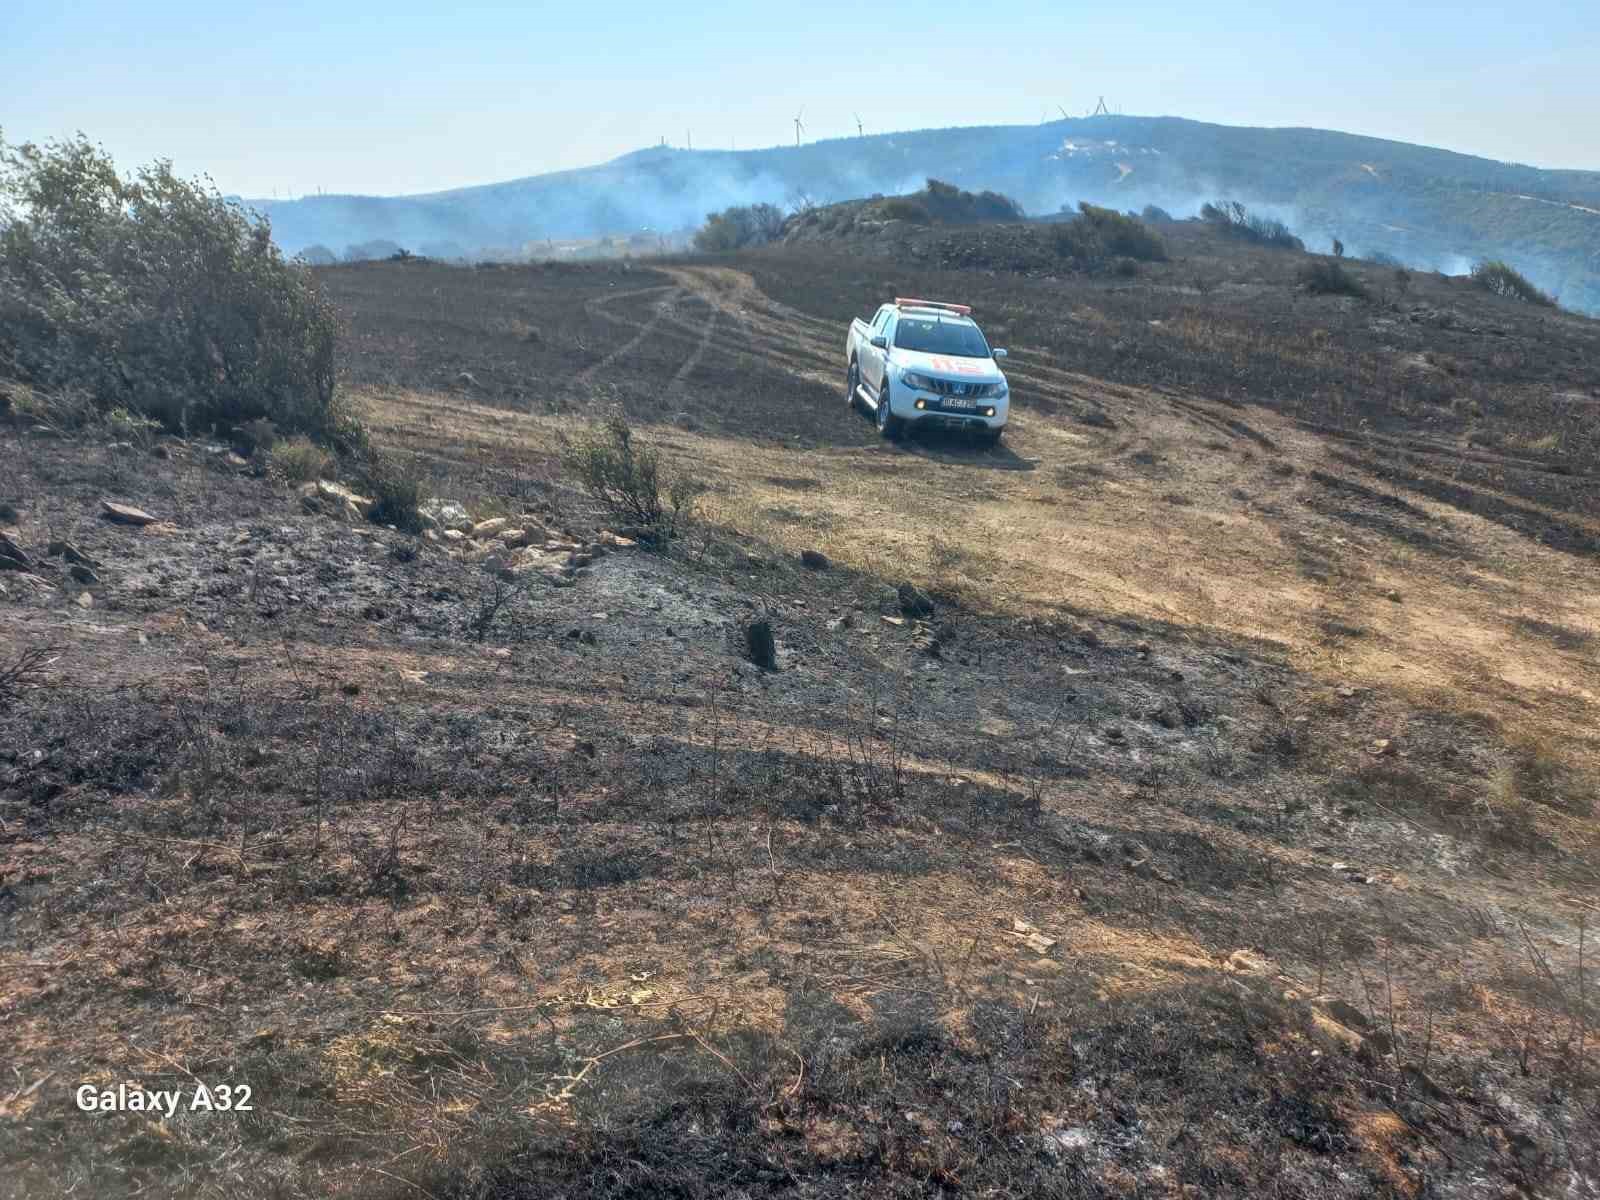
[585,282,677,320]
[577,286,684,382]
[1162,395,1278,450]
[668,307,719,392]
[662,265,855,394]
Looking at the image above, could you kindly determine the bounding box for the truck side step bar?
[855,383,879,410]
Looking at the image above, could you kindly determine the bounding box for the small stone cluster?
[296,483,636,589]
[417,498,638,588]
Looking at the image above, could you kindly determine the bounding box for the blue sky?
[5,0,1597,197]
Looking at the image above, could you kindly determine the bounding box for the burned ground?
[2,227,1597,1198]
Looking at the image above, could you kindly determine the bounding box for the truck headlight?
[900,372,936,391]
[982,382,1009,399]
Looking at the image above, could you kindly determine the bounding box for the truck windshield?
[893,317,991,358]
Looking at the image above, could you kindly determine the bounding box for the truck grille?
[924,378,987,397]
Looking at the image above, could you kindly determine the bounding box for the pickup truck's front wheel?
[876,382,903,440]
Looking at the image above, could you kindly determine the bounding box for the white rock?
[101,500,158,526]
[315,480,374,517]
[418,498,475,533]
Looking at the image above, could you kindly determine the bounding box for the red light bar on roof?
[894,296,973,316]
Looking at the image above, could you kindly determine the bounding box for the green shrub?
[1200,200,1305,251]
[559,414,696,540]
[1470,259,1557,307]
[4,381,98,431]
[693,203,787,252]
[104,405,159,445]
[918,179,1023,223]
[0,135,341,441]
[1140,204,1175,223]
[270,436,336,483]
[1052,202,1167,268]
[1051,218,1101,263]
[877,197,931,223]
[1079,203,1167,261]
[358,452,424,531]
[1299,259,1368,297]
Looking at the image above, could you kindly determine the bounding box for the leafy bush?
[3,380,99,431]
[693,203,787,252]
[1052,202,1167,267]
[357,451,424,532]
[877,197,931,223]
[1299,259,1368,297]
[917,179,1023,223]
[1081,203,1167,260]
[0,134,341,440]
[104,405,160,446]
[1140,204,1175,222]
[1470,260,1557,307]
[1364,250,1403,267]
[269,435,336,483]
[1200,200,1305,251]
[559,414,697,540]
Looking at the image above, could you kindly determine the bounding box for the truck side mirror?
[870,335,888,350]
[992,347,1008,359]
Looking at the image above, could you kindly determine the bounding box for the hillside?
[253,115,1600,312]
[4,215,1598,1197]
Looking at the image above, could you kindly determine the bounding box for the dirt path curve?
[577,285,685,382]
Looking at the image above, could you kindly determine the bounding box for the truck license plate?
[942,400,975,412]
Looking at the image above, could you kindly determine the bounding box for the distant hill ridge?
[253,115,1600,314]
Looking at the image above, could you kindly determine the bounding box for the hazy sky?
[6,0,1597,198]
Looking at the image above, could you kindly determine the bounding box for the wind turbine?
[854,112,864,137]
[793,109,805,147]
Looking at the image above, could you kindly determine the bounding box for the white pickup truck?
[845,297,1010,443]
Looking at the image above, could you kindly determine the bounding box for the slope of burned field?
[4,233,1597,1200]
[741,221,1600,535]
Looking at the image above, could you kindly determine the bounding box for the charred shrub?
[1299,259,1368,298]
[1471,259,1557,307]
[1201,200,1305,251]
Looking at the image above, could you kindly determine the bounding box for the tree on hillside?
[0,133,342,440]
[693,203,786,252]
